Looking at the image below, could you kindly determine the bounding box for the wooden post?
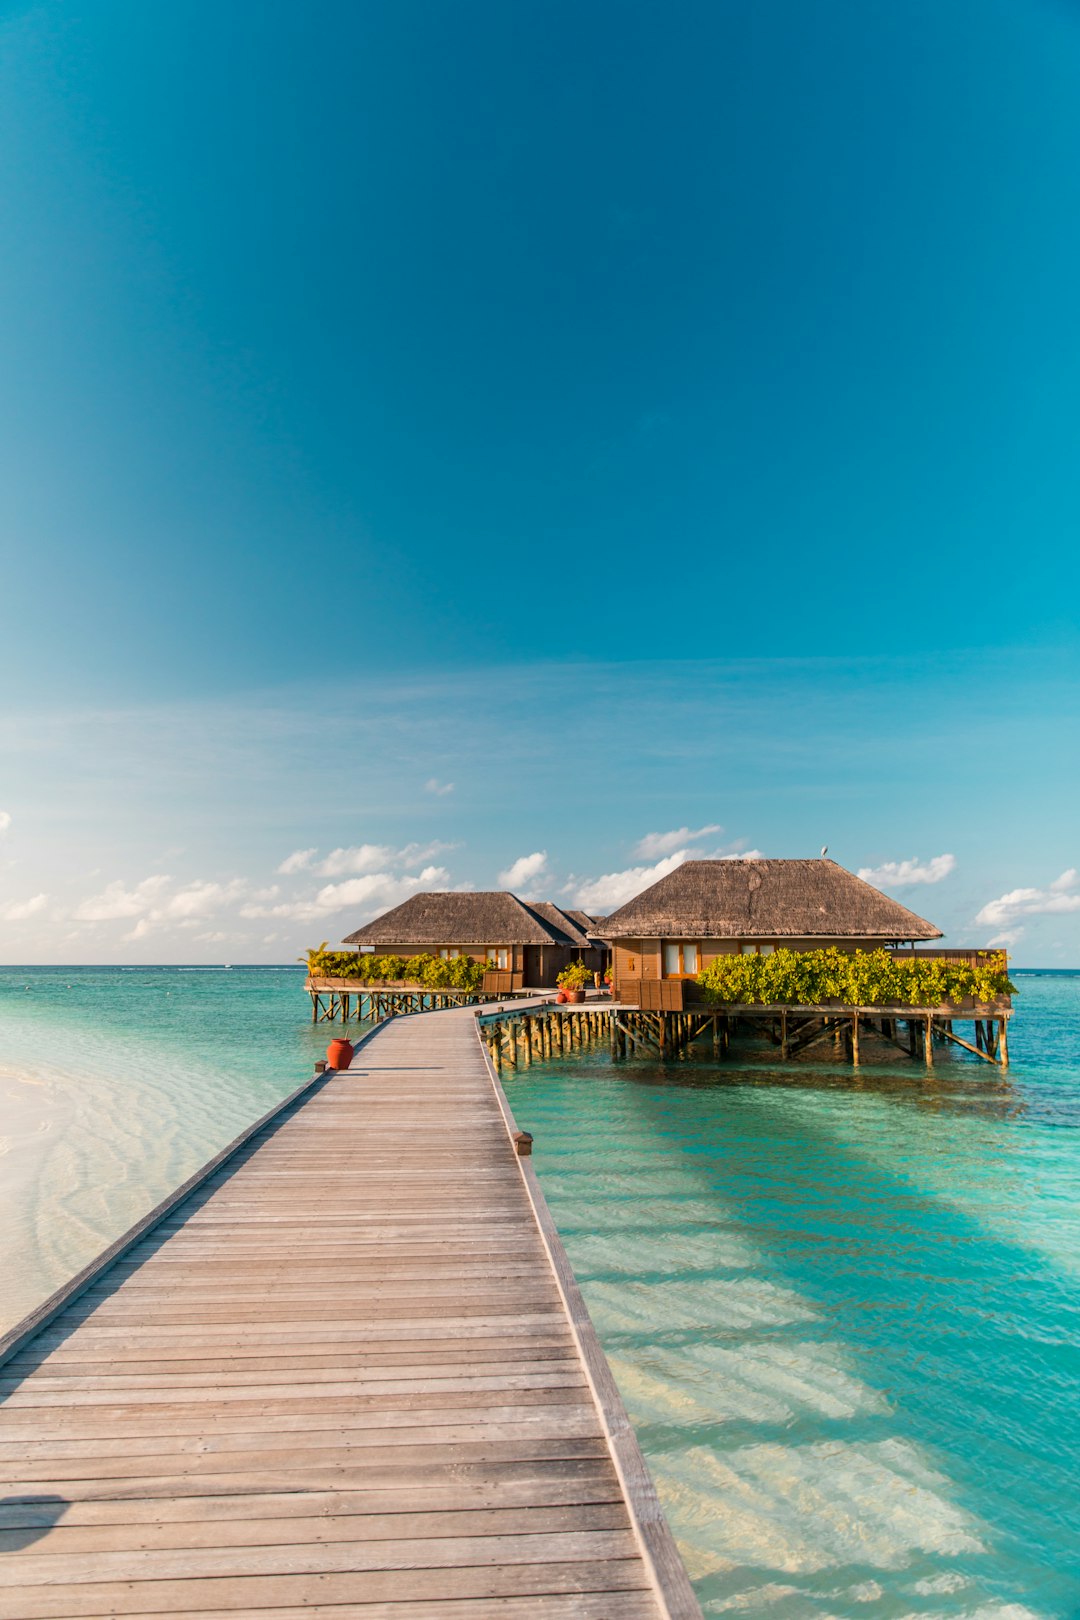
[925,1015,934,1066]
[999,1018,1009,1069]
[851,1012,860,1066]
[780,1009,788,1061]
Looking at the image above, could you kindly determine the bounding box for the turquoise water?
[505,973,1080,1618]
[0,965,335,1330]
[1,967,1077,1616]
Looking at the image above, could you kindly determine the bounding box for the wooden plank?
[0,1560,654,1618]
[0,1003,696,1619]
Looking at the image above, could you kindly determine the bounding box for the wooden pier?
[305,976,529,1024]
[0,1006,701,1619]
[481,999,1012,1069]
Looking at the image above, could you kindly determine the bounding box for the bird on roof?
[821,846,828,858]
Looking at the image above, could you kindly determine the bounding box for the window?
[449,948,460,960]
[740,943,774,956]
[439,948,449,961]
[662,942,700,976]
[486,947,509,969]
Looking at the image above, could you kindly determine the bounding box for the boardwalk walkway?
[0,1006,700,1618]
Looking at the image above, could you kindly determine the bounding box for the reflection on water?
[507,973,1080,1618]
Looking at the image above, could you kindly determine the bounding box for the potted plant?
[556,960,592,1004]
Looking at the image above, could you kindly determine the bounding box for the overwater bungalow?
[601,857,944,1004]
[342,890,606,990]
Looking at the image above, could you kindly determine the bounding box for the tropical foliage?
[302,946,487,992]
[696,947,1014,1008]
[556,959,594,990]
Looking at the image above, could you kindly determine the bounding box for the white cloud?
[74,875,170,921]
[567,850,689,913]
[975,870,1080,933]
[309,842,455,878]
[858,854,957,888]
[74,874,243,931]
[424,778,454,796]
[0,892,47,921]
[242,865,451,924]
[634,825,722,859]
[720,848,766,861]
[276,848,316,875]
[499,851,549,894]
[161,880,243,919]
[0,810,11,835]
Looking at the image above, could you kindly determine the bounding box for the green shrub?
[557,959,594,990]
[696,947,1014,1008]
[302,947,487,993]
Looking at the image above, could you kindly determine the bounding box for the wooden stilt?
[851,1012,860,1066]
[999,1018,1009,1069]
[925,1014,934,1066]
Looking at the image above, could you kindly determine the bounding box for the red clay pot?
[566,988,586,1004]
[555,990,568,1004]
[326,1037,354,1071]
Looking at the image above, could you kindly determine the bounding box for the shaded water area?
[506,973,1080,1619]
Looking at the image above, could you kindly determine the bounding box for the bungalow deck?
[0,1006,700,1619]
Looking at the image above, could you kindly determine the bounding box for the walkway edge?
[0,1022,388,1369]
[475,1013,705,1620]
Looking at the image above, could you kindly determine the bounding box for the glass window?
[740,944,755,955]
[498,947,509,969]
[759,944,775,956]
[449,948,460,959]
[683,943,699,974]
[662,942,680,976]
[439,948,449,960]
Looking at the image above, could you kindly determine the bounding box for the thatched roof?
[564,909,607,939]
[601,859,943,941]
[343,891,571,947]
[527,902,595,951]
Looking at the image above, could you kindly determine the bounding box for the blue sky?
[1,0,1078,963]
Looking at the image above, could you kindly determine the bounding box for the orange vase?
[326,1037,354,1071]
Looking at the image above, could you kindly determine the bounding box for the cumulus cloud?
[161,880,244,919]
[0,892,47,921]
[858,855,957,888]
[975,869,1080,943]
[634,825,722,859]
[276,848,316,875]
[74,876,171,921]
[567,851,689,913]
[498,851,549,894]
[424,778,454,796]
[242,866,451,924]
[74,874,244,934]
[0,810,11,834]
[314,841,452,878]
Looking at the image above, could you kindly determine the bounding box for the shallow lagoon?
[507,972,1080,1617]
[1,966,1077,1616]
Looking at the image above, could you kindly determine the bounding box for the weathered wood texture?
[0,1007,700,1619]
